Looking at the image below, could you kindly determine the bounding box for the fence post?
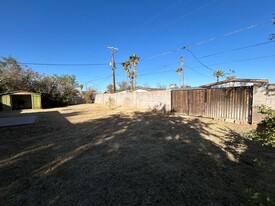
[188,90,190,115]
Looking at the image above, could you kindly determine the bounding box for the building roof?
[200,78,269,88]
[0,91,40,96]
[116,87,166,93]
[171,87,205,91]
[135,87,166,91]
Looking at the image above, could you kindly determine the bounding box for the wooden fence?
[171,87,253,123]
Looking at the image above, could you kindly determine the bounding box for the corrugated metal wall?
[0,93,41,111]
[31,94,42,109]
[171,87,253,123]
[0,95,12,111]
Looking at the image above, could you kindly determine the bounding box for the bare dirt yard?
[0,104,274,205]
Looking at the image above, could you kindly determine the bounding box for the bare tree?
[117,80,129,91]
[106,84,113,93]
[83,87,97,103]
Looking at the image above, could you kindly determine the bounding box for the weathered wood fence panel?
[171,90,189,114]
[171,87,253,123]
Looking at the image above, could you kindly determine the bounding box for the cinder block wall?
[252,84,275,123]
[95,90,171,112]
[95,85,275,124]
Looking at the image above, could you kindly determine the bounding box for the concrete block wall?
[136,90,171,112]
[95,90,171,112]
[252,84,275,123]
[266,84,275,108]
[95,85,275,124]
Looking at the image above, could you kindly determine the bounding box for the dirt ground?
[0,104,274,205]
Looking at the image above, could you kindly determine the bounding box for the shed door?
[32,94,41,109]
[1,95,12,111]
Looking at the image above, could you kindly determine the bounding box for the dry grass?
[0,104,274,205]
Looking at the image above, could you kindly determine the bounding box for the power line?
[84,53,275,89]
[199,40,275,59]
[134,0,184,31]
[138,54,275,79]
[17,20,273,68]
[84,75,112,91]
[134,61,213,80]
[145,0,218,37]
[138,69,174,77]
[185,65,214,80]
[183,20,272,49]
[137,66,214,81]
[119,53,275,81]
[191,54,275,68]
[184,48,214,71]
[231,40,274,52]
[80,74,112,83]
[140,62,179,74]
[147,48,181,60]
[147,19,273,60]
[18,62,109,66]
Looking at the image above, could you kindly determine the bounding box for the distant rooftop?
[135,86,166,91]
[115,86,166,93]
[200,78,269,88]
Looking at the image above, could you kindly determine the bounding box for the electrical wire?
[191,54,275,68]
[183,20,272,49]
[18,62,109,66]
[79,74,113,83]
[184,48,214,71]
[138,67,213,80]
[17,20,273,67]
[132,61,213,80]
[185,65,214,79]
[134,0,184,31]
[147,19,273,60]
[84,75,112,91]
[139,62,179,75]
[199,40,275,59]
[81,53,275,91]
[124,53,275,79]
[145,0,218,37]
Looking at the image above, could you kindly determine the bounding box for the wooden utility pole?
[107,46,118,93]
[180,56,184,87]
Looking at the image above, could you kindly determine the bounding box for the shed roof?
[0,91,41,96]
[171,87,205,91]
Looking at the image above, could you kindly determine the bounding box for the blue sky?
[1,0,274,91]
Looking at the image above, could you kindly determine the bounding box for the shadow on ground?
[0,107,274,205]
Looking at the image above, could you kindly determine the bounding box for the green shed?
[0,91,41,111]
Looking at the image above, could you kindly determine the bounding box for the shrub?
[248,105,275,147]
[106,96,115,110]
[83,88,96,103]
[246,189,275,206]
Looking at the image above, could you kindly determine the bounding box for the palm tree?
[176,67,183,87]
[213,70,225,82]
[128,70,135,91]
[121,61,132,90]
[129,54,140,89]
[121,61,131,74]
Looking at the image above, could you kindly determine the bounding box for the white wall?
[252,84,275,123]
[95,90,171,113]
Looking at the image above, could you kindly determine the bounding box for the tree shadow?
[0,108,274,205]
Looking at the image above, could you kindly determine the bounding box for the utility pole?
[107,46,118,93]
[180,56,184,88]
